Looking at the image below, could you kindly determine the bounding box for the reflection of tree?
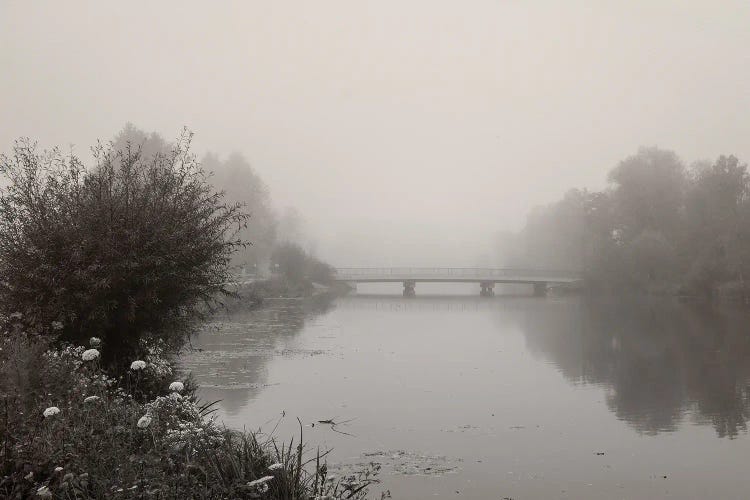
[521,299,750,438]
[181,297,335,416]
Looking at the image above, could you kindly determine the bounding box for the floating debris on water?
[333,450,463,477]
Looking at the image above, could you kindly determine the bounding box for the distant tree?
[270,242,333,285]
[204,152,277,275]
[111,122,171,159]
[608,147,687,242]
[271,242,309,283]
[685,155,749,296]
[0,130,247,366]
[276,206,306,245]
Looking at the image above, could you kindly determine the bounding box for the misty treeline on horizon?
[500,147,750,299]
[9,121,750,301]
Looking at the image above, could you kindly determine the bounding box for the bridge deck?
[333,267,581,284]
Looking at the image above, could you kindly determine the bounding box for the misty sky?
[2,1,750,266]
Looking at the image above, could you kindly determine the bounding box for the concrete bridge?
[332,267,583,297]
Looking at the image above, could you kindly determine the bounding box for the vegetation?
[0,130,247,367]
[500,147,750,299]
[203,152,277,276]
[271,243,335,286]
[0,333,378,499]
[0,128,367,499]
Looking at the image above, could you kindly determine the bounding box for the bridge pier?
[403,280,416,297]
[480,281,495,297]
[533,282,548,297]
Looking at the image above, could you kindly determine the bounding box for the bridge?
[332,267,583,296]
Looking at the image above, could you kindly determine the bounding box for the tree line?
[113,124,332,284]
[498,147,750,298]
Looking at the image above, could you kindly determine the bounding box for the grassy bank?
[0,333,376,499]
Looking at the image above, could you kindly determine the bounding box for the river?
[180,286,750,499]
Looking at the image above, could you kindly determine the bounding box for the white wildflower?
[54,466,63,473]
[247,476,274,494]
[43,406,60,418]
[83,395,100,403]
[130,360,147,371]
[137,415,152,429]
[247,476,274,486]
[81,349,100,361]
[36,486,52,498]
[168,381,184,393]
[268,463,284,471]
[51,321,64,331]
[24,471,33,481]
[89,336,101,347]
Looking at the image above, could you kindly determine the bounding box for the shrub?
[271,243,334,285]
[0,131,248,367]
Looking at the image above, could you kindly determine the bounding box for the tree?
[204,152,276,275]
[0,130,248,366]
[270,242,333,285]
[685,155,749,296]
[608,147,687,242]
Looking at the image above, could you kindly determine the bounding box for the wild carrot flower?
[137,415,152,429]
[247,476,274,494]
[169,381,184,393]
[36,486,52,498]
[84,395,100,403]
[54,466,63,473]
[82,349,100,361]
[89,336,101,347]
[130,360,147,371]
[43,406,60,418]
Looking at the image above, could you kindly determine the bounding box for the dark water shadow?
[180,295,336,416]
[518,298,750,438]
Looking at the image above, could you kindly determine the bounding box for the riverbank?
[226,277,352,311]
[0,332,375,499]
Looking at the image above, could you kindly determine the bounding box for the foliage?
[271,243,334,285]
[0,333,377,499]
[0,131,248,366]
[204,152,277,275]
[501,147,750,297]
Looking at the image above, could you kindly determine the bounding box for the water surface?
[181,291,750,499]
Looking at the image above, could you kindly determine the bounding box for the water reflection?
[181,295,335,415]
[520,299,750,438]
[185,294,750,441]
[339,295,750,438]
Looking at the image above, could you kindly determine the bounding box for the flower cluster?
[140,338,173,378]
[81,349,100,362]
[43,406,60,418]
[130,360,147,371]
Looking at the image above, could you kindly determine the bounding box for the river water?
[180,286,750,499]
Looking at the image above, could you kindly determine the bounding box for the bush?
[0,334,377,499]
[271,243,334,285]
[0,131,248,367]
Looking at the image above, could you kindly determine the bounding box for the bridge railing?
[333,267,582,280]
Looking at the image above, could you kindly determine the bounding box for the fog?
[2,0,749,266]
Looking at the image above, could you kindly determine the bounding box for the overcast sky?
[2,1,749,266]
